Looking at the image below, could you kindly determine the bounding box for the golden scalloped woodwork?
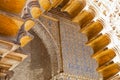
[57,0,119,79]
[97,63,120,80]
[30,6,42,18]
[0,0,119,79]
[60,0,69,7]
[61,0,86,18]
[51,0,63,8]
[72,9,95,28]
[38,0,51,11]
[24,19,35,31]
[87,34,111,53]
[20,35,34,47]
[92,49,116,67]
[81,20,103,40]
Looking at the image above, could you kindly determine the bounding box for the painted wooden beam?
[0,0,26,14]
[5,52,27,61]
[0,40,19,58]
[0,13,24,36]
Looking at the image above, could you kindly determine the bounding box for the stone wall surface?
[11,31,52,80]
[10,13,102,80]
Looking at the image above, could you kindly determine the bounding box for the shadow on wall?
[11,30,52,80]
[30,31,52,80]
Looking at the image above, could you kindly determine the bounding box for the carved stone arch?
[11,14,62,80]
[32,17,62,76]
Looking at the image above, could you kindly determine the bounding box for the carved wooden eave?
[0,0,120,80]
